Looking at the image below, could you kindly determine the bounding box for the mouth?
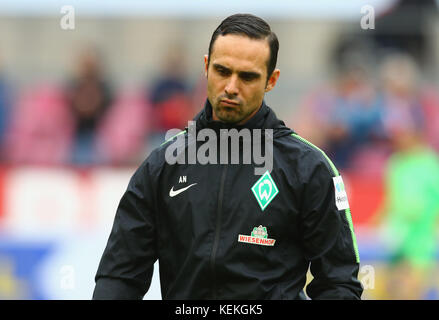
[219,99,240,107]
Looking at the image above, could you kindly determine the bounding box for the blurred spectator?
[374,53,439,152]
[65,47,114,165]
[376,104,439,299]
[145,43,196,149]
[349,53,439,178]
[377,54,424,142]
[291,52,383,171]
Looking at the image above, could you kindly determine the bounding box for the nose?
[225,75,239,96]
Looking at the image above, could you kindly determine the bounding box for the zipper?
[210,164,228,299]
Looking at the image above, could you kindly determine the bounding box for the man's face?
[205,34,280,124]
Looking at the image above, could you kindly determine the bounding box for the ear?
[204,55,209,77]
[265,69,280,92]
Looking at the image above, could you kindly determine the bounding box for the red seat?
[95,88,151,165]
[4,84,74,165]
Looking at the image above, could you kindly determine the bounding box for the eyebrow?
[212,63,261,79]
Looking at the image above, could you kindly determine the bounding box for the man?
[93,13,363,300]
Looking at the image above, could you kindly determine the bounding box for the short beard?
[213,105,243,124]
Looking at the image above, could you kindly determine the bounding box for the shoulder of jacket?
[286,133,340,178]
[139,130,188,174]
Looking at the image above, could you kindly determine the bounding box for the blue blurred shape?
[0,239,54,300]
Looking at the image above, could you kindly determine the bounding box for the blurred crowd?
[0,45,203,167]
[1,48,437,172]
[0,42,438,174]
[292,52,439,175]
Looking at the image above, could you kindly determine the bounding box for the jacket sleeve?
[93,160,158,300]
[299,159,363,300]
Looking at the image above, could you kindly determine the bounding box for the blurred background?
[0,0,439,300]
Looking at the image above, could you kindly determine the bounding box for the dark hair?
[208,13,279,80]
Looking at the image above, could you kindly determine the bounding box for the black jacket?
[93,100,363,300]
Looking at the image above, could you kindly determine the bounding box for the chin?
[213,107,237,122]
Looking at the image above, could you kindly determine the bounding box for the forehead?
[210,34,270,73]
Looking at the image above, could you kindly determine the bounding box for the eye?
[239,73,259,82]
[216,67,230,77]
[214,65,231,77]
[240,75,254,82]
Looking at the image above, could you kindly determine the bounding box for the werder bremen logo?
[251,170,279,211]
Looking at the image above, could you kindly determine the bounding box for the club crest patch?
[251,171,279,211]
